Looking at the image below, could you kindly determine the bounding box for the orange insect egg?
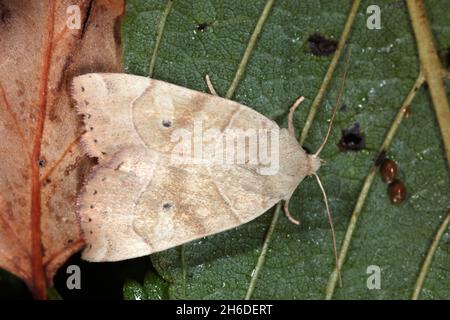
[388,179,407,204]
[380,159,397,184]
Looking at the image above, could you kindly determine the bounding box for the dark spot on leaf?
[162,202,172,210]
[94,139,98,143]
[308,33,338,56]
[90,205,94,209]
[162,120,172,128]
[67,239,73,244]
[90,127,94,131]
[88,218,92,222]
[101,177,106,181]
[38,158,46,168]
[81,86,85,92]
[339,123,365,152]
[93,190,97,195]
[196,22,208,32]
[0,3,11,24]
[374,150,387,166]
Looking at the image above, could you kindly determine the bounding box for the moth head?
[306,154,322,176]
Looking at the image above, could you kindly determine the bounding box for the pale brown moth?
[72,73,341,264]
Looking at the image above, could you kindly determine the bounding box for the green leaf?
[122,0,450,299]
[124,272,169,300]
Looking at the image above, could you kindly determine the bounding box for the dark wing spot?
[162,120,172,128]
[162,202,173,210]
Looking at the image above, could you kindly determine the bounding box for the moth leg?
[288,96,305,137]
[205,74,218,96]
[283,197,300,225]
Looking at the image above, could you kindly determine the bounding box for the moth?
[72,73,338,262]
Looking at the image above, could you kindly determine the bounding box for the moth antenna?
[205,74,218,96]
[288,96,305,137]
[314,173,342,287]
[313,48,351,158]
[283,198,300,225]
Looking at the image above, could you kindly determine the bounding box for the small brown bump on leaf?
[388,179,407,204]
[308,33,338,56]
[380,159,397,184]
[338,123,365,152]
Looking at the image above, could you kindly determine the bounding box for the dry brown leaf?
[0,0,124,299]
